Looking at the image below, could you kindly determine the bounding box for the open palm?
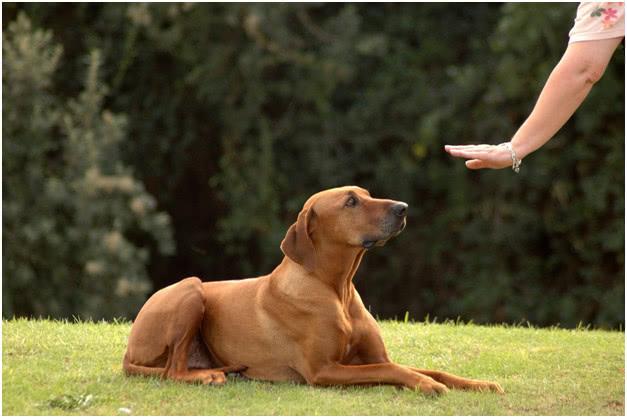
[444,144,512,170]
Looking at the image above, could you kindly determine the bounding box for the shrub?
[2,14,174,319]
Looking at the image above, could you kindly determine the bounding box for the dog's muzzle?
[362,202,408,249]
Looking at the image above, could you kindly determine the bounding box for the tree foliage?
[3,4,624,327]
[3,14,174,319]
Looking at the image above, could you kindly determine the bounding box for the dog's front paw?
[417,378,449,396]
[469,379,504,394]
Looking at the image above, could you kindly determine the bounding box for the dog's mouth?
[361,239,381,249]
[362,219,406,249]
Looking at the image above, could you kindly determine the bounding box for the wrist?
[510,136,537,160]
[500,142,522,173]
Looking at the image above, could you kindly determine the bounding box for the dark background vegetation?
[3,3,624,328]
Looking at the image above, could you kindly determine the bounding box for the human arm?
[444,36,623,170]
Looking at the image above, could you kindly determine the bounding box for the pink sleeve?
[569,2,625,43]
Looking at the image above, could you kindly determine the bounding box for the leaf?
[47,393,94,410]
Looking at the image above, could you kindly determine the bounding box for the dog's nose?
[391,202,408,217]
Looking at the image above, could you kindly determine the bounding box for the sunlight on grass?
[2,319,624,415]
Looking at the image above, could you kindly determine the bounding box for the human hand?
[444,143,513,170]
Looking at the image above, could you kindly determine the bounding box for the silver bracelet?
[500,142,522,173]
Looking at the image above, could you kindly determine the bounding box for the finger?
[445,144,493,151]
[465,159,487,170]
[445,146,494,156]
[447,149,491,160]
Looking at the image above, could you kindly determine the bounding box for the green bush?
[2,4,623,327]
[2,14,174,319]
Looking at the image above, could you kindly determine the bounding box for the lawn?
[2,318,624,415]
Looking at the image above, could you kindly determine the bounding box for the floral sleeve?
[569,2,625,43]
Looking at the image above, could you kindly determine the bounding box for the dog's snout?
[391,202,408,217]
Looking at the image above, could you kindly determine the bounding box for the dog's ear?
[280,205,316,272]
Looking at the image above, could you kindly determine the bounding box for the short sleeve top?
[569,2,625,43]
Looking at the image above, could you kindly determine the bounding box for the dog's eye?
[345,196,357,207]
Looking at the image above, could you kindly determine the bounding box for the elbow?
[583,67,605,85]
[580,59,607,85]
[557,40,618,87]
[307,371,328,386]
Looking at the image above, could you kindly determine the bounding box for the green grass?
[3,318,624,415]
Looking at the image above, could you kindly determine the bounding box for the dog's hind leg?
[123,277,246,384]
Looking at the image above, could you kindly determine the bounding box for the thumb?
[465,159,487,170]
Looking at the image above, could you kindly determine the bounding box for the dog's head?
[280,186,408,272]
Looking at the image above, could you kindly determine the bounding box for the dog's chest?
[338,312,361,360]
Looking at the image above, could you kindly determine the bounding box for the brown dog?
[123,186,503,395]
